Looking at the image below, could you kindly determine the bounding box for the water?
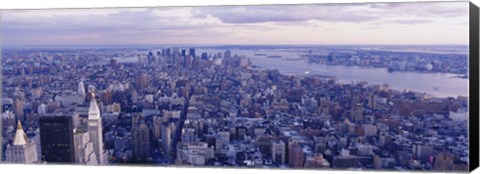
[197,48,469,98]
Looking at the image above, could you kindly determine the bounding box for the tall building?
[37,103,47,115]
[201,52,208,60]
[88,92,106,164]
[132,122,151,161]
[101,90,113,105]
[351,103,364,123]
[14,99,25,119]
[161,122,175,154]
[434,152,454,171]
[78,80,86,97]
[215,131,230,152]
[271,140,285,164]
[187,48,195,58]
[288,141,305,168]
[131,90,138,103]
[224,50,231,59]
[181,128,196,143]
[110,58,118,69]
[181,49,187,57]
[5,121,39,164]
[135,73,148,90]
[74,130,98,165]
[39,116,75,163]
[152,116,162,140]
[368,94,377,110]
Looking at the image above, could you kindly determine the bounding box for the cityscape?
[0,1,471,172]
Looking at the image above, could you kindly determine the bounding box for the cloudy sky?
[1,1,470,46]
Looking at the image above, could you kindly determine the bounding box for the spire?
[17,120,23,129]
[88,92,101,120]
[13,120,28,145]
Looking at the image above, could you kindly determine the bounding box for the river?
[197,48,469,98]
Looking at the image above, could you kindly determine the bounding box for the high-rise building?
[135,74,148,90]
[368,94,377,110]
[101,90,113,105]
[224,50,231,59]
[88,92,106,164]
[110,58,118,69]
[132,122,151,161]
[131,89,138,103]
[181,49,187,57]
[201,52,208,60]
[37,103,47,115]
[351,103,364,123]
[189,48,196,59]
[181,128,196,143]
[161,122,175,154]
[14,99,25,119]
[152,116,162,140]
[271,140,285,164]
[39,116,75,163]
[434,152,454,171]
[78,80,86,97]
[74,130,98,165]
[215,130,230,152]
[288,141,305,168]
[5,121,39,164]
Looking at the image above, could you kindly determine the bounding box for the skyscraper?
[5,121,39,164]
[132,122,151,161]
[271,140,285,164]
[288,141,305,168]
[39,116,75,163]
[74,130,98,165]
[161,122,175,155]
[135,73,148,90]
[224,50,231,59]
[88,92,106,164]
[181,49,187,57]
[78,80,86,97]
[189,48,196,59]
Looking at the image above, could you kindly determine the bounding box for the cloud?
[195,5,382,24]
[195,2,468,24]
[2,8,226,45]
[369,2,468,18]
[388,19,433,25]
[0,1,470,45]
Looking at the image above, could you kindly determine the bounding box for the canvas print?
[0,1,474,172]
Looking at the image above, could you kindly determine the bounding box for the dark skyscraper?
[39,116,75,163]
[189,48,196,59]
[181,49,187,57]
[201,52,208,60]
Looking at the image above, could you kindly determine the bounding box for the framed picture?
[1,0,479,173]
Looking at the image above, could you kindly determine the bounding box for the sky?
[0,1,470,46]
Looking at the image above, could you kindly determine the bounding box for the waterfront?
[198,48,469,98]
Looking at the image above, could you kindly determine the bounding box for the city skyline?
[1,2,469,46]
